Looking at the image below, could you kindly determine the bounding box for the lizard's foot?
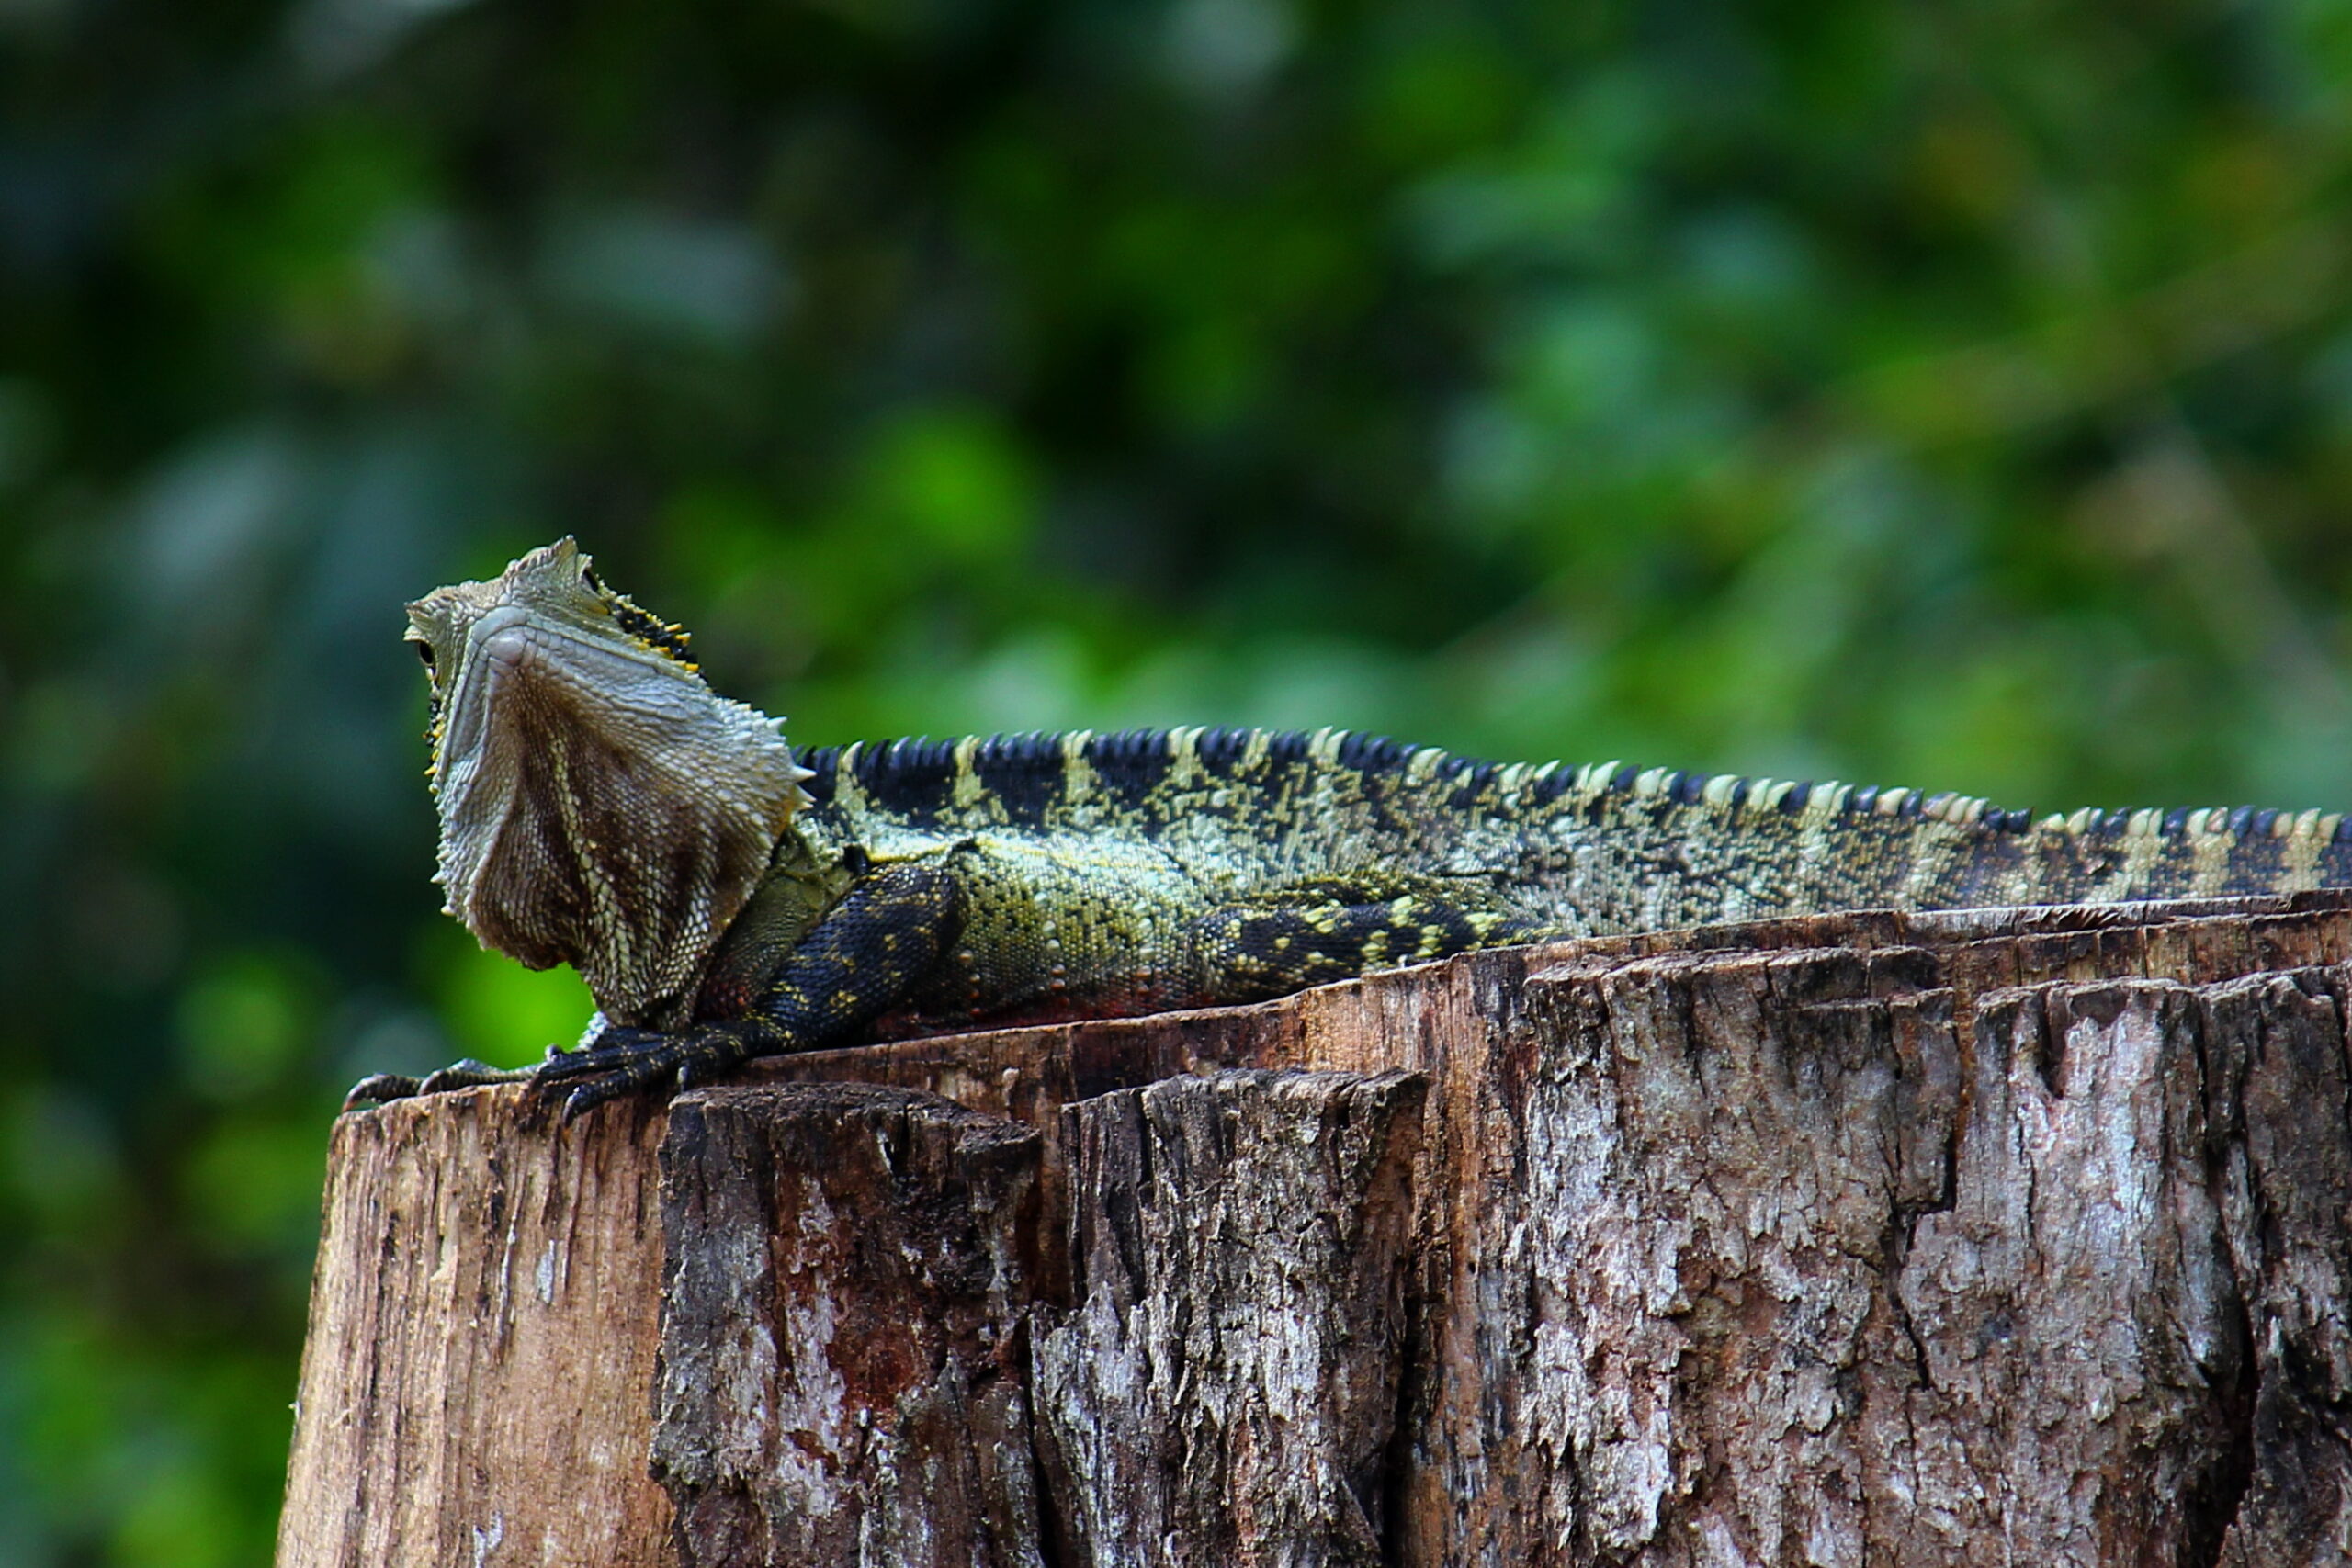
[344,1073,422,1108]
[341,1058,537,1111]
[530,1025,754,1122]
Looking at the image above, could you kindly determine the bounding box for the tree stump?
[277,893,2352,1566]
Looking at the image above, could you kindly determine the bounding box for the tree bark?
[274,1089,675,1567]
[278,891,2352,1566]
[654,1082,1047,1567]
[1034,1068,1425,1568]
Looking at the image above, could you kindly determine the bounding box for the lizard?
[347,536,2352,1120]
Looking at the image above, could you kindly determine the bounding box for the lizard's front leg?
[531,858,967,1119]
[346,859,967,1118]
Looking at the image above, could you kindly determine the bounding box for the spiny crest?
[795,726,2037,833]
[609,593,696,667]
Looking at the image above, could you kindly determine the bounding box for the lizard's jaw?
[431,600,808,1030]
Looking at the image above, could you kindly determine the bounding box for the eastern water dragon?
[348,538,2352,1118]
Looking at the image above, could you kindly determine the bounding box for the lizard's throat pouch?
[430,639,808,1030]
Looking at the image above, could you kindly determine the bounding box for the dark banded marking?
[1337,732,1415,770]
[1198,728,1254,767]
[794,729,2339,853]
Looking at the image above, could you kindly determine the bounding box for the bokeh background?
[12,0,2352,1559]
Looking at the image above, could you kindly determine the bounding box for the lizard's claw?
[343,1058,537,1111]
[531,1026,752,1122]
[344,1073,422,1110]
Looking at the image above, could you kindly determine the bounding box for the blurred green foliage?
[10,0,2352,1558]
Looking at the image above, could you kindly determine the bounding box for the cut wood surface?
[277,892,2352,1566]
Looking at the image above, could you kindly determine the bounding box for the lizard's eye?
[582,564,604,594]
[413,639,437,673]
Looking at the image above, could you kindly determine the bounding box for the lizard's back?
[796,724,2352,942]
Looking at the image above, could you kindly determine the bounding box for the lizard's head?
[406,537,812,1028]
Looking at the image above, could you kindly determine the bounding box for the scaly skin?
[349,539,2352,1120]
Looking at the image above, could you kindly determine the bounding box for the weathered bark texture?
[274,1089,674,1566]
[654,1082,1046,1567]
[279,892,2352,1567]
[1034,1069,1425,1568]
